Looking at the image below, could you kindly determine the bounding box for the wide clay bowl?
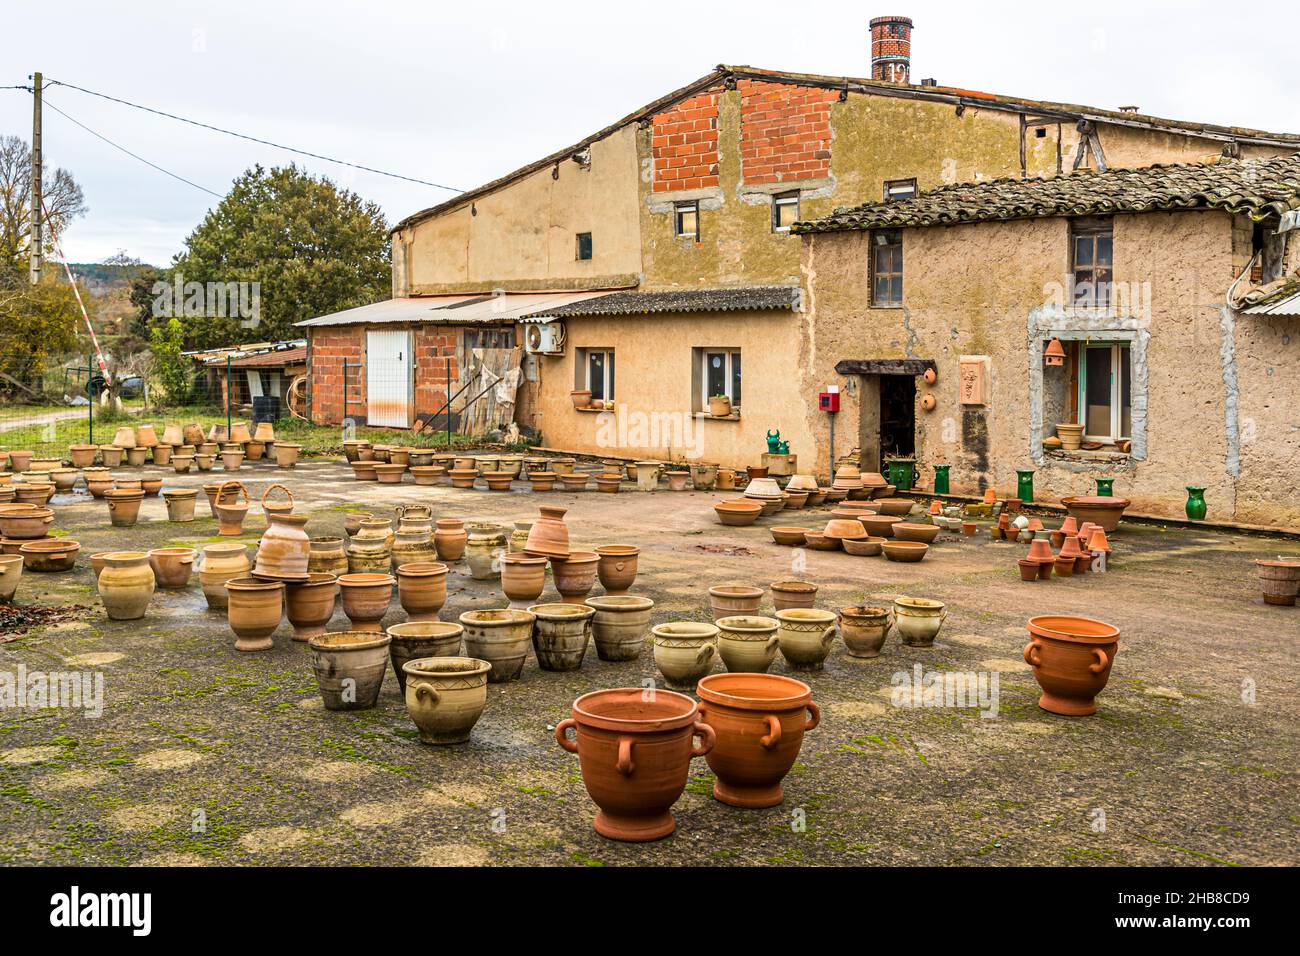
[842,535,886,557]
[1061,496,1131,533]
[19,539,80,572]
[831,507,877,523]
[882,540,928,562]
[860,514,904,538]
[770,527,809,547]
[873,498,915,517]
[715,500,762,526]
[893,522,940,544]
[802,531,839,551]
[696,672,819,809]
[822,518,868,542]
[1024,615,1121,716]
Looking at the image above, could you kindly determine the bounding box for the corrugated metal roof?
[220,347,307,368]
[296,291,616,328]
[1243,279,1300,316]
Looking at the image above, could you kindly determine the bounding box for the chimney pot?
[870,15,914,84]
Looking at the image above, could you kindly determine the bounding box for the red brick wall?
[651,91,720,193]
[414,327,458,423]
[739,80,838,186]
[309,327,364,425]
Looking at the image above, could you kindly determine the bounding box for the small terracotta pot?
[708,584,763,621]
[550,551,598,604]
[274,442,302,468]
[1256,559,1300,606]
[586,595,654,662]
[149,547,197,588]
[595,545,639,595]
[338,572,395,632]
[67,444,97,468]
[211,481,250,536]
[434,518,468,562]
[770,581,817,612]
[387,621,464,694]
[529,602,595,671]
[225,577,284,651]
[284,573,340,642]
[837,605,892,658]
[198,542,250,609]
[1024,615,1120,716]
[403,657,490,744]
[500,553,546,606]
[105,488,146,528]
[309,630,390,710]
[395,561,449,621]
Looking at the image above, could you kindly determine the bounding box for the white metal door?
[366,330,412,428]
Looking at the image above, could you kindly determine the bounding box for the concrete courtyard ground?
[1,458,1296,867]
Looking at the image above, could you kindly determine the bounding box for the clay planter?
[1061,495,1131,533]
[633,461,660,491]
[774,606,838,674]
[714,500,763,526]
[823,518,867,547]
[86,475,114,498]
[309,631,390,710]
[509,521,533,553]
[113,477,143,491]
[207,481,248,536]
[338,572,395,632]
[1055,423,1084,450]
[98,446,123,467]
[465,525,506,580]
[448,468,478,489]
[249,441,269,460]
[664,471,689,492]
[171,455,194,474]
[387,621,464,694]
[717,469,736,490]
[501,553,547,606]
[893,522,940,544]
[883,540,929,563]
[843,536,886,557]
[351,461,378,481]
[224,577,284,650]
[559,472,590,492]
[586,595,654,661]
[395,562,449,621]
[1018,558,1040,582]
[716,615,781,673]
[122,447,147,467]
[1023,615,1120,716]
[651,622,719,688]
[1054,555,1075,577]
[595,545,639,595]
[594,475,621,494]
[893,596,947,647]
[555,688,715,842]
[771,581,817,612]
[550,551,598,603]
[253,422,275,443]
[369,463,402,484]
[105,488,146,528]
[49,469,78,492]
[256,512,311,579]
[199,542,251,609]
[410,466,445,485]
[342,512,372,537]
[459,608,537,683]
[140,478,163,497]
[482,470,514,492]
[13,483,54,506]
[0,554,21,601]
[708,584,764,621]
[529,602,595,671]
[434,518,468,562]
[67,444,97,468]
[697,673,819,808]
[98,552,157,620]
[284,573,340,642]
[148,547,196,588]
[1256,559,1300,606]
[402,656,491,744]
[860,514,904,538]
[770,527,809,547]
[529,471,558,492]
[347,521,394,574]
[838,605,892,658]
[19,539,80,572]
[0,506,54,540]
[261,483,296,524]
[220,447,245,471]
[342,440,369,462]
[274,443,302,468]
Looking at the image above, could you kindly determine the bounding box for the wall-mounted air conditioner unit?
[524,320,566,356]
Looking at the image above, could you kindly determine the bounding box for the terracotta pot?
[403,656,490,744]
[224,577,284,651]
[1061,495,1131,533]
[307,536,349,576]
[244,440,265,460]
[13,482,54,506]
[227,422,250,444]
[113,477,142,491]
[556,688,714,842]
[342,440,367,462]
[465,525,506,580]
[689,462,719,490]
[697,673,819,808]
[253,422,275,443]
[529,471,557,492]
[98,551,156,620]
[394,561,449,621]
[410,465,445,485]
[338,572,395,632]
[284,573,339,642]
[585,595,654,662]
[550,550,598,603]
[893,596,947,647]
[775,608,838,671]
[111,426,137,449]
[182,424,204,446]
[274,442,302,468]
[651,621,718,689]
[459,608,536,683]
[550,457,577,476]
[501,553,546,606]
[347,518,393,573]
[434,518,468,562]
[19,539,80,572]
[447,468,477,488]
[508,521,532,553]
[0,554,22,601]
[122,447,148,467]
[66,444,97,468]
[309,630,390,709]
[195,453,217,471]
[714,500,763,526]
[148,547,196,588]
[716,469,736,490]
[663,471,688,492]
[708,584,764,621]
[392,530,437,569]
[98,446,123,467]
[529,602,595,671]
[1256,559,1300,606]
[86,475,114,498]
[374,463,406,484]
[220,447,245,470]
[199,542,251,609]
[0,506,54,540]
[860,514,903,538]
[893,522,940,543]
[770,581,817,611]
[387,621,463,694]
[351,461,378,481]
[594,475,621,493]
[838,605,892,658]
[140,477,163,497]
[256,512,310,579]
[343,512,372,537]
[171,455,194,474]
[105,488,145,528]
[1024,615,1121,716]
[883,540,929,562]
[480,470,512,491]
[1018,558,1039,582]
[716,615,780,673]
[595,545,639,595]
[770,527,809,547]
[1054,555,1076,577]
[559,472,589,492]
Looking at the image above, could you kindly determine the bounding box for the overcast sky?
[3,0,1296,265]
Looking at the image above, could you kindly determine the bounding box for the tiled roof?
[521,286,800,318]
[792,154,1300,234]
[1240,274,1300,315]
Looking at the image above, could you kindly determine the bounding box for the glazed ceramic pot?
[403,657,491,744]
[550,550,598,603]
[284,573,340,642]
[387,621,464,693]
[307,536,349,576]
[225,577,284,651]
[465,525,507,580]
[775,608,839,671]
[771,581,817,612]
[708,584,764,621]
[586,595,654,661]
[256,512,311,579]
[148,547,196,588]
[459,608,536,683]
[714,500,763,526]
[347,519,393,573]
[1023,615,1121,716]
[338,572,395,632]
[211,481,250,536]
[716,616,780,673]
[651,621,719,689]
[309,630,390,710]
[697,672,820,808]
[595,545,639,595]
[105,488,146,528]
[529,602,595,671]
[434,518,468,562]
[19,539,80,572]
[97,552,156,621]
[837,605,892,658]
[555,688,715,842]
[395,562,448,621]
[0,554,22,601]
[501,553,547,606]
[199,542,250,609]
[893,596,947,647]
[274,442,302,468]
[1256,559,1300,606]
[0,506,54,540]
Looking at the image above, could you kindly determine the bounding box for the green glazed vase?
[1185,486,1207,521]
[933,464,951,496]
[1016,469,1035,504]
[1095,477,1115,496]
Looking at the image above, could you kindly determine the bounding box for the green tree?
[0,270,83,386]
[164,164,390,348]
[148,317,190,406]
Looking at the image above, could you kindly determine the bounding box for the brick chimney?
[870,16,913,84]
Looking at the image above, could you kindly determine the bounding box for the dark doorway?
[879,374,916,465]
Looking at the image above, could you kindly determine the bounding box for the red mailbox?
[818,391,840,412]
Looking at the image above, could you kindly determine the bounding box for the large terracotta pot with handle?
[148,547,196,588]
[555,688,715,842]
[594,545,639,595]
[1023,615,1120,716]
[255,511,310,579]
[403,656,491,744]
[696,672,820,808]
[651,621,718,689]
[211,480,250,536]
[774,608,839,671]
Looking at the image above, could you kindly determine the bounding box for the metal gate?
[366,330,412,427]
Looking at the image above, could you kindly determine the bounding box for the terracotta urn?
[97,551,156,620]
[309,630,390,710]
[402,656,491,744]
[555,688,715,842]
[837,605,892,658]
[274,442,302,468]
[595,545,639,595]
[148,547,196,588]
[1256,559,1300,606]
[717,468,736,490]
[529,602,595,671]
[716,615,781,673]
[302,537,347,577]
[434,518,468,562]
[697,673,820,808]
[501,553,547,607]
[708,584,764,621]
[395,561,449,621]
[0,554,22,601]
[465,525,506,580]
[224,577,284,651]
[387,621,463,693]
[199,542,250,609]
[586,595,654,662]
[1023,615,1121,716]
[338,572,395,632]
[775,608,839,671]
[550,550,598,603]
[105,488,146,528]
[459,607,537,683]
[284,573,339,642]
[19,539,80,573]
[67,444,97,468]
[508,520,532,553]
[893,596,947,647]
[256,512,311,579]
[770,581,817,612]
[0,506,54,540]
[392,530,437,569]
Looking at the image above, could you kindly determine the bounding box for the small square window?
[1035,126,1048,138]
[675,201,699,240]
[575,232,592,261]
[772,191,800,232]
[884,178,917,202]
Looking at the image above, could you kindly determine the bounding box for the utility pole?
[29,71,42,285]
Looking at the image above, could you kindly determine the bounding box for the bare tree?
[0,134,87,266]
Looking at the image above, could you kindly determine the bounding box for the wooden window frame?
[1070,217,1113,309]
[871,229,904,307]
[578,348,615,402]
[575,232,593,261]
[698,348,741,410]
[674,201,699,240]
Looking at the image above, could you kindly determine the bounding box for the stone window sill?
[695,411,742,422]
[1044,448,1131,463]
[575,405,611,413]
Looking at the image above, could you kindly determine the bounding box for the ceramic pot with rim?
[1023,615,1121,716]
[775,608,839,671]
[403,657,491,744]
[391,530,437,569]
[459,608,536,683]
[309,631,390,710]
[19,539,80,572]
[523,505,571,560]
[307,536,349,576]
[508,521,532,553]
[171,455,194,474]
[260,483,295,524]
[347,518,393,573]
[434,518,468,562]
[837,605,892,658]
[550,551,598,603]
[697,672,820,808]
[49,468,79,492]
[0,554,22,601]
[529,471,558,492]
[708,584,764,621]
[256,512,310,579]
[633,461,659,492]
[465,525,507,581]
[86,475,114,498]
[342,512,372,538]
[162,488,197,521]
[246,442,266,461]
[529,602,594,671]
[274,442,302,468]
[651,621,720,689]
[893,596,948,647]
[67,444,97,468]
[595,545,639,595]
[387,621,463,694]
[716,615,781,673]
[0,506,54,540]
[770,581,817,612]
[337,572,395,632]
[105,488,145,528]
[1061,495,1131,534]
[253,422,275,443]
[148,547,196,588]
[556,688,715,842]
[211,481,250,536]
[501,553,547,607]
[394,561,448,621]
[224,577,284,651]
[98,551,157,620]
[1256,559,1300,606]
[284,573,340,642]
[198,542,250,609]
[586,595,654,662]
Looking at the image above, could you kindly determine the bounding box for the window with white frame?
[772,191,800,232]
[884,178,917,202]
[698,348,741,410]
[577,348,615,402]
[1081,343,1131,443]
[675,201,699,240]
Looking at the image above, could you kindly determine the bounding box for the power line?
[45,78,464,192]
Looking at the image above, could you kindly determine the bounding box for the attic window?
[576,232,593,261]
[675,201,699,240]
[772,191,800,232]
[884,178,917,202]
[1035,127,1047,138]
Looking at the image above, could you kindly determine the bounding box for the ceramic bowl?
[802,532,839,551]
[715,501,763,526]
[860,515,904,538]
[873,498,915,517]
[823,519,867,542]
[882,540,929,562]
[893,522,941,544]
[842,536,886,557]
[770,527,810,547]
